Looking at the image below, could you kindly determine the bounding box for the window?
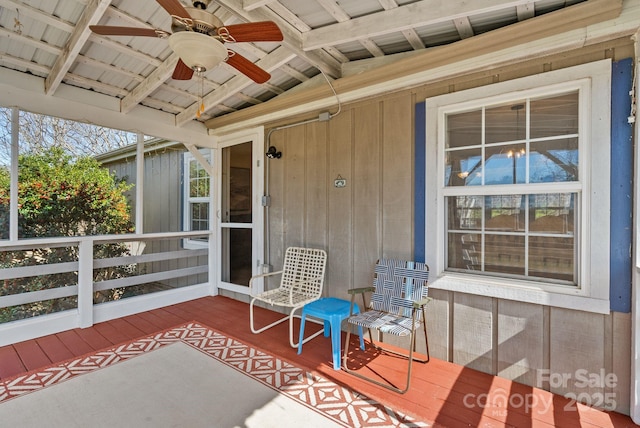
[183,150,212,247]
[445,92,579,285]
[425,60,611,313]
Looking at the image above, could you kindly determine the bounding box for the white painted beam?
[45,0,112,95]
[302,0,535,51]
[0,67,212,145]
[121,53,179,113]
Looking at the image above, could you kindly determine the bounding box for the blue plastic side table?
[297,297,365,370]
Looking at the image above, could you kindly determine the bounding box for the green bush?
[0,148,135,321]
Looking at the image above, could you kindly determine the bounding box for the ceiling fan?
[89,0,283,84]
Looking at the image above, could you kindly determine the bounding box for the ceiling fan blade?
[226,52,270,84]
[156,0,191,19]
[219,22,284,43]
[89,26,161,37]
[172,59,194,80]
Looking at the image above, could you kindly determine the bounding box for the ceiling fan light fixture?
[168,31,227,72]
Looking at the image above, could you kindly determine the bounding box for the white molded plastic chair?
[249,247,327,348]
[343,259,431,393]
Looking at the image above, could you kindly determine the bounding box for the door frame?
[214,126,265,295]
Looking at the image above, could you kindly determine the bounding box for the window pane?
[445,148,482,186]
[529,193,574,234]
[529,236,574,281]
[530,92,578,139]
[448,233,481,270]
[446,193,576,283]
[190,202,209,231]
[529,138,578,183]
[486,102,526,143]
[447,110,482,148]
[221,228,252,285]
[484,144,526,185]
[448,195,482,230]
[485,195,525,232]
[189,159,210,197]
[485,234,525,275]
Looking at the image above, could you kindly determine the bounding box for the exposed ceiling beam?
[377,0,425,51]
[316,0,385,57]
[0,0,75,32]
[44,0,112,95]
[0,27,61,55]
[302,0,536,51]
[517,3,536,20]
[121,53,180,113]
[242,0,274,11]
[454,16,475,39]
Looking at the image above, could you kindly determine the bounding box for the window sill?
[429,272,610,314]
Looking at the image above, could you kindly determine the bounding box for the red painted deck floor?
[0,296,637,427]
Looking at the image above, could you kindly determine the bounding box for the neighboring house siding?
[259,38,633,414]
[103,148,207,288]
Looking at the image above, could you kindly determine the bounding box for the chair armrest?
[412,296,433,309]
[249,270,283,295]
[348,286,375,295]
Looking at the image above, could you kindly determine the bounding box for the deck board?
[0,295,636,427]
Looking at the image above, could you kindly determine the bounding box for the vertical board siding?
[452,293,494,373]
[327,111,354,298]
[549,309,605,398]
[304,121,328,253]
[382,96,413,260]
[353,103,382,288]
[282,125,306,249]
[497,300,544,387]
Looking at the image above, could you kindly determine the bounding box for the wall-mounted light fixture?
[266,146,282,159]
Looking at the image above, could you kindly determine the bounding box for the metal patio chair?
[343,259,431,393]
[249,246,327,348]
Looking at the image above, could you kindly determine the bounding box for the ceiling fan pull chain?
[196,73,205,118]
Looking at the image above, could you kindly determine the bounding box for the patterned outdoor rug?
[0,322,427,427]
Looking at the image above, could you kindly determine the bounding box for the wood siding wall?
[260,38,634,414]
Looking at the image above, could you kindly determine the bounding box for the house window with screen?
[425,60,611,313]
[445,91,578,284]
[183,150,211,246]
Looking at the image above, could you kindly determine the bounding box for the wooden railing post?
[78,239,94,328]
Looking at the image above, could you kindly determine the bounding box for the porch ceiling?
[0,0,595,134]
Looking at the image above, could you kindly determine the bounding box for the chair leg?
[343,328,417,394]
[342,317,430,394]
[250,298,324,348]
[421,308,430,362]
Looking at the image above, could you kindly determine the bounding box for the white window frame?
[182,149,213,250]
[425,60,611,314]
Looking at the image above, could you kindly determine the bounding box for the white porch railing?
[0,231,214,347]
